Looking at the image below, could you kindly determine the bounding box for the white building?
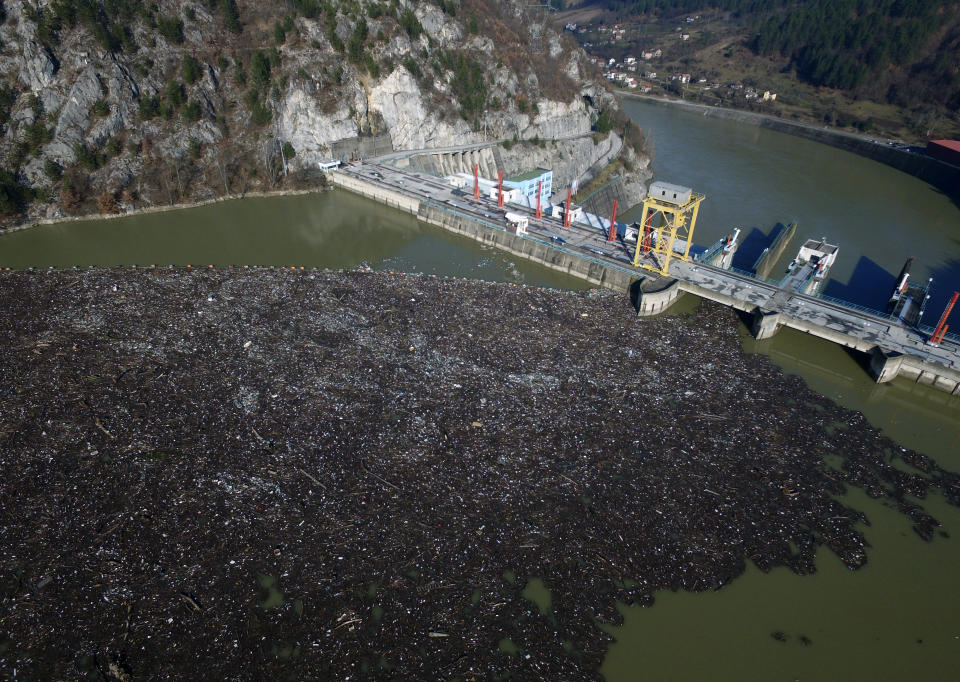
[550,200,584,223]
[505,212,529,234]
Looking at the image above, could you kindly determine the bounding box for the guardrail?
[816,294,893,321]
[917,322,960,345]
[725,265,754,279]
[697,238,726,264]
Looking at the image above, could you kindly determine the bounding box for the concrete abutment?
[751,308,783,340]
[636,278,684,316]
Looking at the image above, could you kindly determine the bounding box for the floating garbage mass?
[1,268,956,680]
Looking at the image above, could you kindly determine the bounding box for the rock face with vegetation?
[0,0,650,224]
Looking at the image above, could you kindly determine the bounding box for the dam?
[332,161,960,395]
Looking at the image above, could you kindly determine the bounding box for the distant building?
[681,33,690,41]
[491,185,523,204]
[762,90,777,101]
[926,140,960,166]
[679,73,690,83]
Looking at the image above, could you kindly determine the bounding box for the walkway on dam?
[334,162,960,384]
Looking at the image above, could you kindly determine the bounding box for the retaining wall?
[331,173,420,214]
[417,205,640,292]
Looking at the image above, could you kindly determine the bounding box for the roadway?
[370,132,597,162]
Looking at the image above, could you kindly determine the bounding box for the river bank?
[619,92,960,201]
[2,268,957,680]
[0,183,333,237]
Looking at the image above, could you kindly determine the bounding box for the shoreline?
[0,185,332,236]
[618,92,960,199]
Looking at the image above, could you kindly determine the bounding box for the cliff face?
[0,0,650,223]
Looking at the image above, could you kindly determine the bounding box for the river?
[606,97,960,681]
[2,97,959,680]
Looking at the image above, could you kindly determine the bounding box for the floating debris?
[0,268,956,680]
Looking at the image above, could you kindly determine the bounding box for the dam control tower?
[633,181,705,277]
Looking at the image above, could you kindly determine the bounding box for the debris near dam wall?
[1,268,957,680]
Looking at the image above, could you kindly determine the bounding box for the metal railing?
[816,294,893,320]
[697,238,726,264]
[917,322,960,345]
[726,265,767,282]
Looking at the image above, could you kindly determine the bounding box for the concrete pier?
[751,309,783,340]
[753,222,797,279]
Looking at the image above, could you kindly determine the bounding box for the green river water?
[1,97,959,680]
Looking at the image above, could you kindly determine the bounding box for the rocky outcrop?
[277,83,364,166]
[17,41,57,92]
[365,67,477,150]
[46,67,102,163]
[0,0,650,222]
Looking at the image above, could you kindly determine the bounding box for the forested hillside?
[751,0,959,109]
[581,0,960,114]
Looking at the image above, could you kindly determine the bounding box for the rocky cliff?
[0,0,650,224]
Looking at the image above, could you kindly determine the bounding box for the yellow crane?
[633,182,705,277]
